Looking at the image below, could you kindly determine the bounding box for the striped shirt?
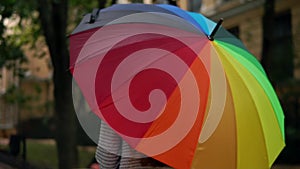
[95,122,171,169]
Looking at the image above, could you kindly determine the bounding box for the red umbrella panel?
[71,23,211,168]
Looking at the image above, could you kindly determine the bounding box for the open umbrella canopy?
[69,3,285,169]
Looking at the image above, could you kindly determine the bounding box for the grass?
[26,140,58,168]
[26,139,95,169]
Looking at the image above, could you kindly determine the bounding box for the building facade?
[198,0,300,81]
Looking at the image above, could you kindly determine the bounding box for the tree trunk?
[37,0,78,168]
[261,0,275,79]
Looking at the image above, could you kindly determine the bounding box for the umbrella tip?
[208,18,224,41]
[89,8,100,24]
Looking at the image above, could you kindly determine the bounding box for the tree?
[0,1,40,140]
[36,1,78,168]
[261,0,275,80]
[1,0,116,168]
[0,0,29,77]
[36,0,111,168]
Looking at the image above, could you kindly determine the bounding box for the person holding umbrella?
[95,1,178,168]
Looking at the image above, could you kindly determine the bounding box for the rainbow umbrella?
[69,4,285,169]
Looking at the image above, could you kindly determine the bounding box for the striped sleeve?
[96,122,121,169]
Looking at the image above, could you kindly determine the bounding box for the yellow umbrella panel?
[192,40,285,169]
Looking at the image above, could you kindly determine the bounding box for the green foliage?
[69,0,98,25]
[1,0,111,71]
[68,0,112,33]
[26,139,95,169]
[0,0,46,111]
[0,0,39,78]
[1,1,110,168]
[2,84,29,104]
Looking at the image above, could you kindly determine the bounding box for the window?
[269,11,294,83]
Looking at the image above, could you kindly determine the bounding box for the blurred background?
[0,0,299,168]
